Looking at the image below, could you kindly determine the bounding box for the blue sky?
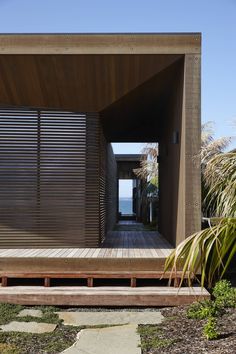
[0,0,235,196]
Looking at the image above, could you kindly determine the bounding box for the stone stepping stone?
[17,309,43,318]
[57,311,163,326]
[0,321,56,333]
[61,324,141,354]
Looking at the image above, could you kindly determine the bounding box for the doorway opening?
[119,179,133,216]
[118,179,139,221]
[112,143,159,228]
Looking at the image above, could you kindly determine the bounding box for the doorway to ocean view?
[119,179,133,216]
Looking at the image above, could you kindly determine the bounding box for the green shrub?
[138,325,175,351]
[213,280,236,308]
[203,317,219,340]
[187,300,222,319]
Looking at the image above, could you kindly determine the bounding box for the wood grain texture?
[0,54,183,112]
[0,231,173,258]
[0,33,201,248]
[0,33,201,54]
[0,109,87,247]
[105,144,117,232]
[0,286,210,306]
[184,54,201,238]
[85,113,101,246]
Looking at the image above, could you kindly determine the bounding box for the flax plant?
[165,218,236,287]
[165,123,236,287]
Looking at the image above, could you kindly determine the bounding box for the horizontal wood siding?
[85,113,101,247]
[99,129,107,243]
[0,109,86,248]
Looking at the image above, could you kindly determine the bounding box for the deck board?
[0,286,210,306]
[0,225,201,306]
[0,230,173,259]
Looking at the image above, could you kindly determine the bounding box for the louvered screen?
[99,129,106,243]
[0,109,86,248]
[85,113,101,246]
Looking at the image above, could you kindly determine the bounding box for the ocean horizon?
[119,197,132,214]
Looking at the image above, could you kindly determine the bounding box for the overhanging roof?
[0,33,201,55]
[0,33,201,142]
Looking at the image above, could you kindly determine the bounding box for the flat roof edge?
[0,32,201,36]
[0,33,201,55]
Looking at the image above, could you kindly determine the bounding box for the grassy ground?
[0,303,122,354]
[0,325,80,354]
[0,303,78,353]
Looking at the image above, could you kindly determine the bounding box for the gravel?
[140,306,236,354]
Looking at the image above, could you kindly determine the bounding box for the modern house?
[0,33,209,305]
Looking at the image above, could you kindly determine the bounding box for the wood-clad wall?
[99,127,107,243]
[158,61,184,247]
[0,109,87,248]
[158,54,201,246]
[0,108,117,248]
[106,143,117,232]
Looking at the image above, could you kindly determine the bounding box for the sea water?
[119,197,132,214]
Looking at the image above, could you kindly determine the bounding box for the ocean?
[119,197,133,214]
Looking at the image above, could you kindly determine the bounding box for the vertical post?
[44,277,51,287]
[37,110,41,231]
[130,278,136,287]
[87,277,94,287]
[1,277,8,287]
[184,54,201,239]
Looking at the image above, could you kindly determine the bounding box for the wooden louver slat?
[0,109,86,248]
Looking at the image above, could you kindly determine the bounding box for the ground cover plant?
[0,304,124,353]
[0,303,79,353]
[139,280,236,354]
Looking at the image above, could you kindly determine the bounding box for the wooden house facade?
[0,34,207,305]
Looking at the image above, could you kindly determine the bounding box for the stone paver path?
[57,311,163,326]
[61,324,141,354]
[17,309,43,318]
[0,321,57,333]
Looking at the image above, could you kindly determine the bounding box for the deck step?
[1,271,192,288]
[0,286,210,306]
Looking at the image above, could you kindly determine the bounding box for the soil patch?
[139,306,236,354]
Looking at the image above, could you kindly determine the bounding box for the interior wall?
[158,60,185,247]
[105,143,118,232]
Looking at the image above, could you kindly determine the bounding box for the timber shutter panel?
[0,109,86,248]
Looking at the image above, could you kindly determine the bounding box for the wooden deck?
[0,229,173,277]
[0,226,209,306]
[0,230,173,259]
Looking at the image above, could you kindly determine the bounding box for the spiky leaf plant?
[164,217,236,287]
[203,153,236,217]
